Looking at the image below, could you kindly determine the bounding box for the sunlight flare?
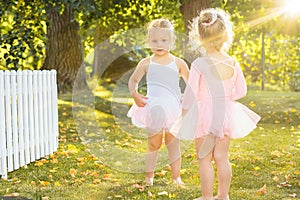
[283,0,300,16]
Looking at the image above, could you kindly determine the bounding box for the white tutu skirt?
[127,96,181,136]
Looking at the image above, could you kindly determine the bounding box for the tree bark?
[180,0,212,32]
[42,4,85,93]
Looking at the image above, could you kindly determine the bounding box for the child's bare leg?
[165,132,181,180]
[213,136,231,199]
[146,132,163,180]
[195,137,214,199]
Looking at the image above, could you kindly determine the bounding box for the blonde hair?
[189,8,234,52]
[147,18,175,39]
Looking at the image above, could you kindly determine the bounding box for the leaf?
[102,174,112,181]
[271,150,283,157]
[155,169,167,177]
[158,191,168,196]
[69,168,77,177]
[115,161,123,166]
[249,101,256,108]
[273,176,279,182]
[270,171,277,175]
[34,161,44,166]
[67,144,79,154]
[132,183,144,191]
[54,182,61,186]
[50,158,58,164]
[148,191,153,197]
[93,179,101,184]
[285,174,291,181]
[39,181,50,187]
[4,193,19,197]
[289,193,297,198]
[257,184,267,195]
[277,181,292,188]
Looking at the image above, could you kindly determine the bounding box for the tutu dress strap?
[150,56,153,63]
[209,58,235,69]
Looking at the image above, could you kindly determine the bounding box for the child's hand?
[132,92,148,107]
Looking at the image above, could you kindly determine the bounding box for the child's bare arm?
[128,59,149,107]
[176,57,189,83]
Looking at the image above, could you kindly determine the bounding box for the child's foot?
[193,197,214,200]
[213,196,230,200]
[145,177,154,186]
[173,177,185,188]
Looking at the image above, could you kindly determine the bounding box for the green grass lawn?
[0,85,299,200]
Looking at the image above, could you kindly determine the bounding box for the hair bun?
[200,12,218,26]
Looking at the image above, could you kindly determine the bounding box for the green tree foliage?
[0,0,299,90]
[94,0,183,43]
[0,0,46,69]
[218,0,300,90]
[0,0,101,70]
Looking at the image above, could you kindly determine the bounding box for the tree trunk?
[42,4,85,93]
[180,0,212,32]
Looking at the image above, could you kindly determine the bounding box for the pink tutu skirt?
[172,100,261,140]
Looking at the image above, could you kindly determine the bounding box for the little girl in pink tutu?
[181,8,261,200]
[127,18,189,186]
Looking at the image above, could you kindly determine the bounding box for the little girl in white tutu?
[127,18,189,186]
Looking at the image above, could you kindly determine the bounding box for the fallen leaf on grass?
[54,181,60,186]
[69,168,77,178]
[285,174,291,181]
[155,170,167,177]
[273,176,279,182]
[114,161,123,166]
[289,193,297,198]
[271,150,283,157]
[35,159,48,166]
[148,191,154,197]
[158,191,168,196]
[67,144,79,154]
[4,193,19,197]
[76,157,87,162]
[293,171,299,175]
[180,168,187,175]
[39,181,50,187]
[277,181,292,188]
[270,171,277,175]
[90,171,100,177]
[249,101,256,108]
[93,179,101,184]
[132,183,144,191]
[257,184,267,195]
[102,174,110,179]
[115,182,121,188]
[34,162,44,166]
[50,158,58,164]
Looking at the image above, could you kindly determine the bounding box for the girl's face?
[148,28,174,56]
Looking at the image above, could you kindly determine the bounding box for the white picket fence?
[0,70,59,179]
